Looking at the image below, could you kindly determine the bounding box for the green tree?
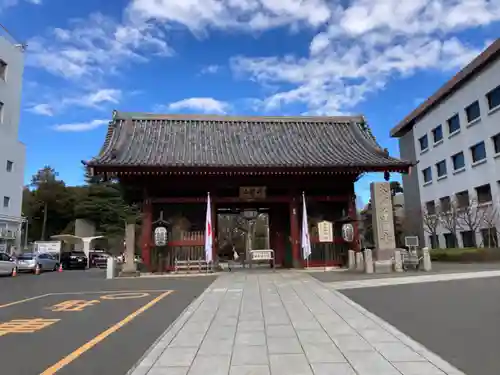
[74,179,140,237]
[29,166,72,240]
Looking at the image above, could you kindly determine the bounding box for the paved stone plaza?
[129,271,465,375]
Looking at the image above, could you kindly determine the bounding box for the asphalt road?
[341,276,500,375]
[0,269,216,375]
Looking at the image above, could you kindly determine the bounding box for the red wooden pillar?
[269,207,284,266]
[289,196,300,268]
[211,198,217,261]
[141,199,153,269]
[348,194,361,252]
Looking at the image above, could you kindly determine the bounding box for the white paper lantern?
[341,223,354,242]
[154,227,168,246]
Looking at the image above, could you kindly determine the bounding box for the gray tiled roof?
[89,111,410,170]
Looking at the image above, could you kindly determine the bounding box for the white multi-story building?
[391,39,500,249]
[0,35,26,253]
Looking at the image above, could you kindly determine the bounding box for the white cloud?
[27,103,54,116]
[62,89,122,109]
[27,88,122,116]
[229,0,500,115]
[21,0,500,120]
[168,97,230,114]
[26,13,171,80]
[127,0,333,33]
[52,119,109,132]
[201,64,220,74]
[0,0,41,12]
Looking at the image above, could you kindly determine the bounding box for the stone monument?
[370,182,396,273]
[120,223,139,276]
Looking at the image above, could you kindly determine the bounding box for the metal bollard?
[106,257,116,279]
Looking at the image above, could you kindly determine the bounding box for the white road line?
[326,270,500,290]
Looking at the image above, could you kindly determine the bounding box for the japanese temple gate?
[86,111,410,272]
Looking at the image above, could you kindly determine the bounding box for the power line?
[0,22,26,50]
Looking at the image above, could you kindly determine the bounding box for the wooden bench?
[174,258,212,273]
[249,250,275,269]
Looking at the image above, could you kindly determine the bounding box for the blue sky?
[2,0,500,206]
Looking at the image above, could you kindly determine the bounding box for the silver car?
[17,253,60,273]
[0,252,17,276]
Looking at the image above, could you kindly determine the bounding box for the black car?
[60,251,88,270]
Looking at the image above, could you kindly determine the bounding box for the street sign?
[317,221,333,242]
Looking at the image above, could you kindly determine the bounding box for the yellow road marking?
[0,290,172,309]
[48,300,101,312]
[0,318,60,336]
[100,292,149,300]
[0,294,50,309]
[40,290,173,375]
[49,289,172,295]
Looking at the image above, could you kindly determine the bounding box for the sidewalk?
[129,271,465,375]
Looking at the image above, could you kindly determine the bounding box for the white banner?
[301,193,312,260]
[204,192,213,262]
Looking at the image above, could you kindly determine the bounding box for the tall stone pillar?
[370,182,396,273]
[140,199,153,270]
[122,223,138,275]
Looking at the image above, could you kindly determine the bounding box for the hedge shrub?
[430,247,500,262]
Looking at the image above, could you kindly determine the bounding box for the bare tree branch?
[457,197,486,233]
[479,202,499,247]
[438,197,459,247]
[421,203,440,246]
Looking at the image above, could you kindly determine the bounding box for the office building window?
[481,228,498,248]
[425,201,436,215]
[418,134,428,151]
[451,151,465,170]
[422,167,432,183]
[465,101,481,122]
[435,160,447,177]
[432,125,443,143]
[428,235,439,249]
[0,59,6,81]
[470,141,486,163]
[440,196,451,211]
[492,133,500,154]
[486,85,500,110]
[6,160,13,172]
[447,114,460,134]
[461,231,476,247]
[475,184,492,204]
[3,196,9,208]
[444,233,457,248]
[456,190,470,208]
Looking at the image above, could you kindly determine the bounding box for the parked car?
[89,251,110,268]
[16,253,60,273]
[0,252,17,276]
[60,251,88,270]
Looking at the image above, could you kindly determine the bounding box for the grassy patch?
[431,248,500,262]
